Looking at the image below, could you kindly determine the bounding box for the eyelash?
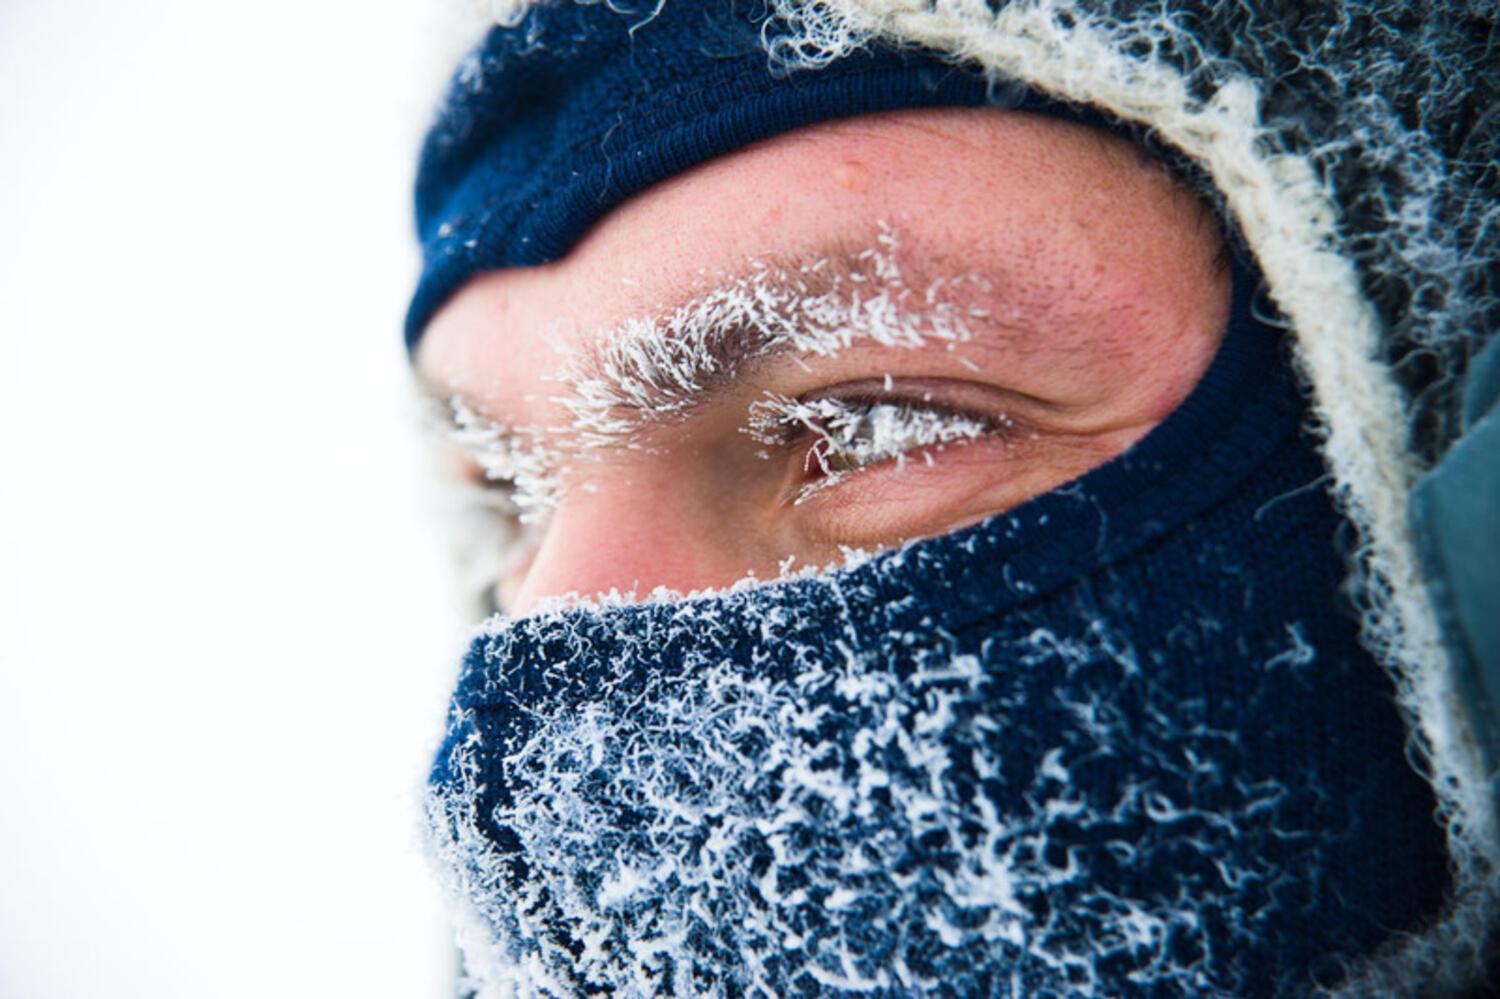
[746,391,1011,498]
[442,397,562,526]
[448,388,1011,522]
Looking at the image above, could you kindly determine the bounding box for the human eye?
[735,373,1126,550]
[747,380,1017,504]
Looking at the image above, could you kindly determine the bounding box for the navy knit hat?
[406,2,1178,352]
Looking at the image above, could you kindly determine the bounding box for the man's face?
[418,108,1229,614]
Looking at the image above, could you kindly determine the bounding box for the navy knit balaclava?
[411,3,1462,996]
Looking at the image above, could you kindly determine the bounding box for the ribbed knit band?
[406,2,1176,353]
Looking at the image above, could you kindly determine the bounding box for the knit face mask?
[425,281,1449,997]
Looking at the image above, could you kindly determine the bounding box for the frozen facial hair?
[445,396,564,524]
[556,225,991,447]
[746,394,1005,502]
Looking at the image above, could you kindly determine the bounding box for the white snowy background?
[0,1,474,995]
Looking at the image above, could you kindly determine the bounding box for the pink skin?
[419,108,1230,614]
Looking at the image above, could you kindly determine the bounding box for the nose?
[506,468,749,615]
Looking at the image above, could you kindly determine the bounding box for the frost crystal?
[746,394,1003,501]
[560,224,989,446]
[445,396,563,523]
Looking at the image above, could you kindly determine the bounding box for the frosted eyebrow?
[419,226,991,458]
[559,226,988,445]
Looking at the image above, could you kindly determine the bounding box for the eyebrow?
[424,226,997,461]
[559,232,987,445]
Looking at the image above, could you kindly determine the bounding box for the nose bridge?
[509,471,720,613]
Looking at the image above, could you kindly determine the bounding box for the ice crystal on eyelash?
[558,224,988,446]
[446,396,563,524]
[747,393,1002,502]
[747,394,996,460]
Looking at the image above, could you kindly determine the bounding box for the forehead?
[417,107,1219,418]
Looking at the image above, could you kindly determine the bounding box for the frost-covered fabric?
[427,295,1449,996]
